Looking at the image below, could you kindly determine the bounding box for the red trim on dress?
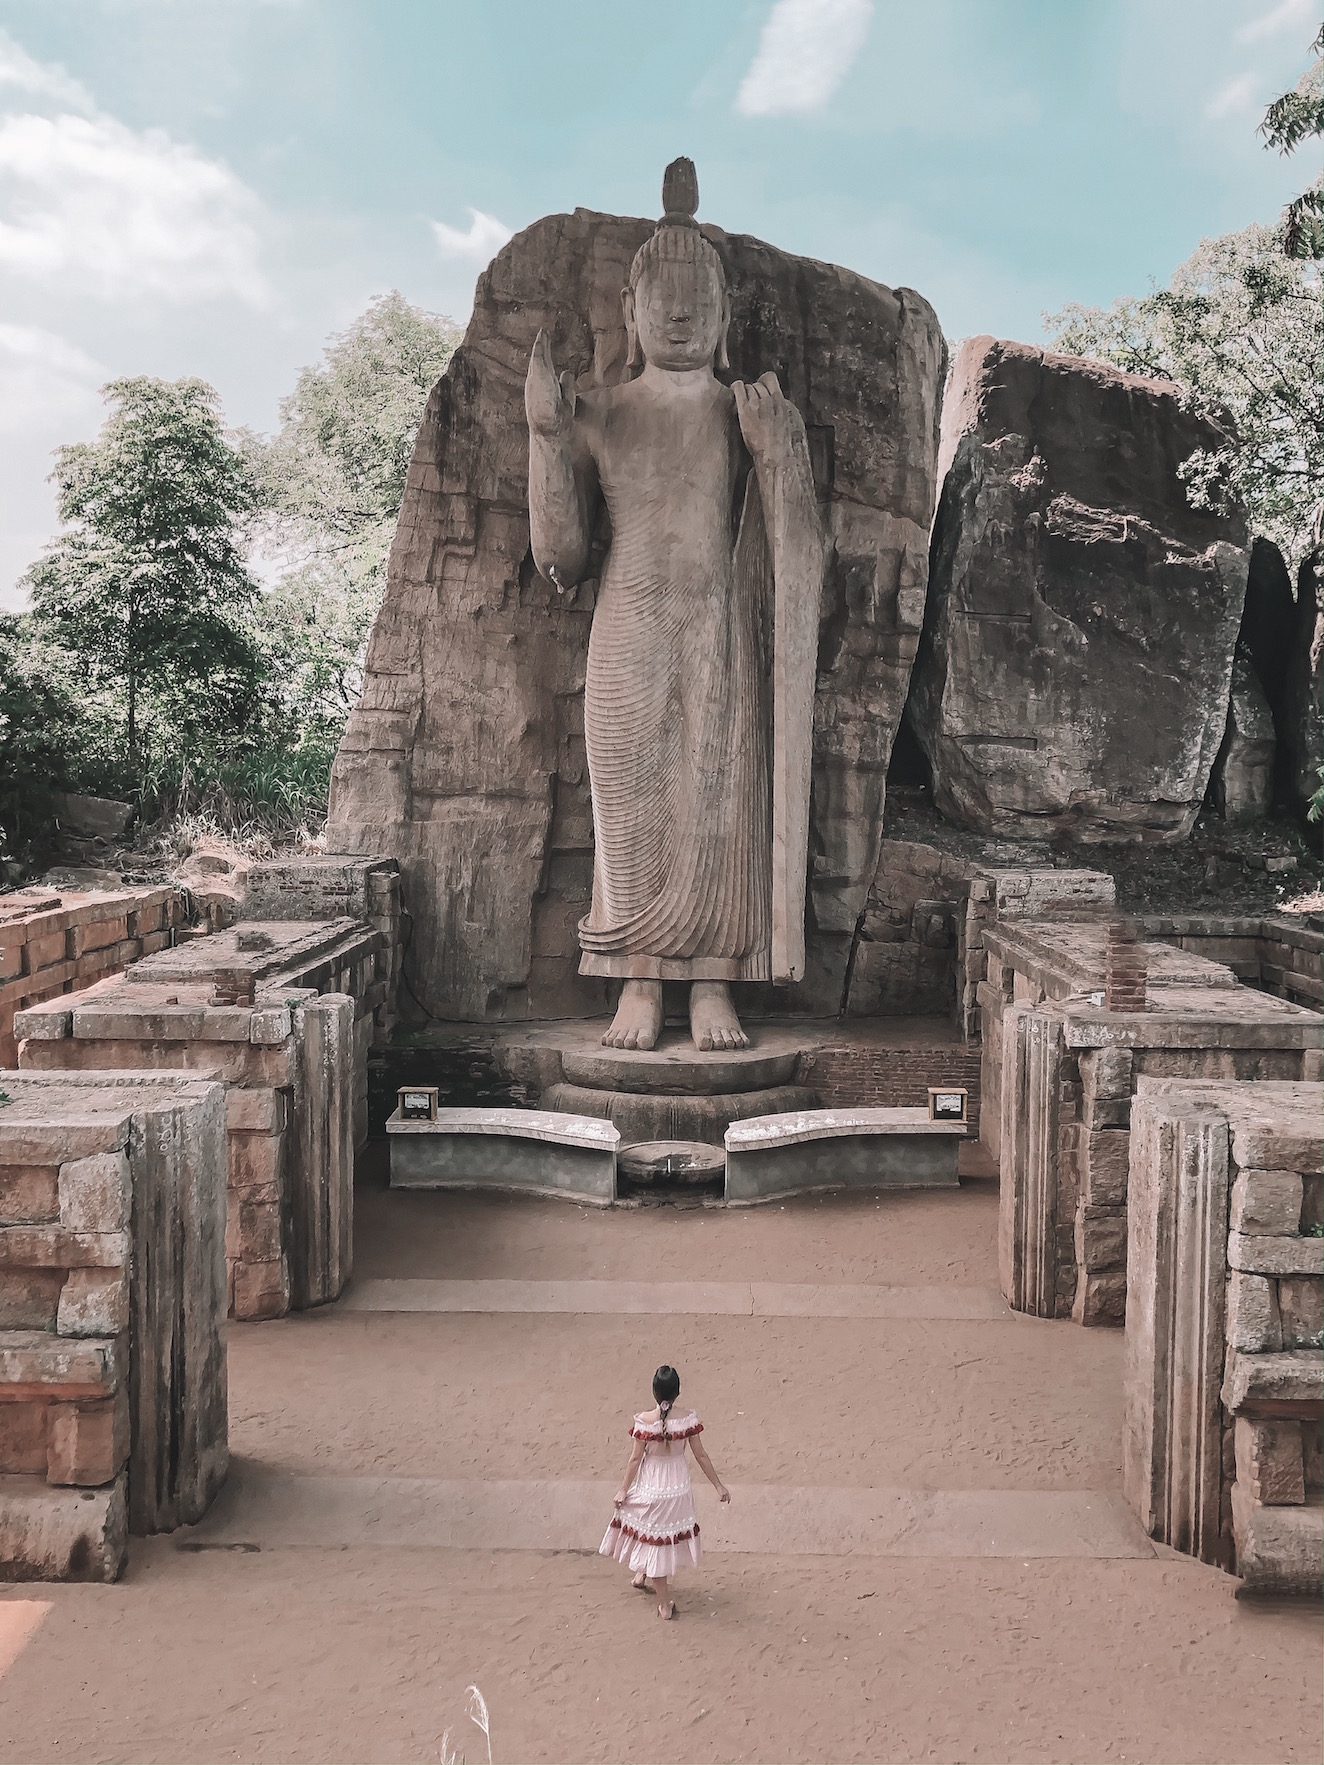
[608,1516,701,1547]
[630,1421,703,1441]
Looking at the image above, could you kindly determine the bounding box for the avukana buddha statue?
[526,159,824,1052]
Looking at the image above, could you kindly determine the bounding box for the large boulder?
[1208,649,1275,822]
[327,206,945,1020]
[907,337,1250,842]
[1279,549,1323,822]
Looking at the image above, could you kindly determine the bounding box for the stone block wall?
[1124,1079,1322,1594]
[1139,914,1322,1013]
[0,885,186,1065]
[15,918,369,1322]
[993,970,1322,1328]
[0,1072,228,1582]
[847,840,1116,1035]
[240,856,402,1044]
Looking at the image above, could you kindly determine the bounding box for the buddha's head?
[624,158,730,374]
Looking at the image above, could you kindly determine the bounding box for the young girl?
[600,1364,730,1620]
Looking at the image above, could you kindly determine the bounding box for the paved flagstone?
[337,1277,1012,1320]
[189,1465,1152,1560]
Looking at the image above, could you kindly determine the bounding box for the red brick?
[0,1399,50,1474]
[0,1163,60,1225]
[0,1268,64,1329]
[232,1257,290,1321]
[47,1391,129,1486]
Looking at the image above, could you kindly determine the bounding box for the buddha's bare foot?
[602,980,663,1050]
[689,981,749,1051]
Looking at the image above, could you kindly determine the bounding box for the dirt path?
[1,1163,1319,1764]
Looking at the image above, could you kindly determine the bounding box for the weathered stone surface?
[1227,1231,1322,1277]
[1278,1275,1324,1349]
[47,1393,129,1487]
[1231,1484,1323,1595]
[1278,549,1323,821]
[1229,1169,1305,1237]
[1208,650,1275,822]
[1227,1269,1283,1353]
[909,337,1249,841]
[52,792,134,840]
[327,203,946,1020]
[1222,1348,1324,1413]
[1234,1416,1305,1505]
[56,1268,129,1337]
[0,1474,127,1581]
[1123,1090,1230,1564]
[1240,538,1296,716]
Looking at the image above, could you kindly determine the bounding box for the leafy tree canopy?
[242,290,461,740]
[245,290,461,541]
[1045,225,1322,567]
[24,375,265,769]
[1260,23,1324,260]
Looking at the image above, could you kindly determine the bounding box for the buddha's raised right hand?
[525,329,577,438]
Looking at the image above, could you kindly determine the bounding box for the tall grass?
[133,741,336,843]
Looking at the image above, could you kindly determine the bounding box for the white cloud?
[1235,0,1315,45]
[1205,71,1260,118]
[0,31,94,112]
[0,32,267,304]
[736,0,874,119]
[0,322,102,436]
[431,208,512,264]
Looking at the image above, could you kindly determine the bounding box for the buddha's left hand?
[733,371,796,463]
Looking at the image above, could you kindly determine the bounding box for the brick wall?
[808,1042,983,1134]
[0,886,186,1066]
[0,1073,227,1582]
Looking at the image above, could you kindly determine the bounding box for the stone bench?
[724,1106,965,1205]
[387,1108,619,1206]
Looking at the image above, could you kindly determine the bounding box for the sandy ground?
[1,1153,1319,1765]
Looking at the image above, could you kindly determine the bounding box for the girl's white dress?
[600,1409,704,1579]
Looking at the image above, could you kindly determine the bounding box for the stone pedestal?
[497,1022,820,1164]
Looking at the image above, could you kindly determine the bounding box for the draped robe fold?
[576,384,774,981]
[531,369,820,985]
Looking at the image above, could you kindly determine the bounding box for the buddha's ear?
[621,285,643,371]
[715,290,731,373]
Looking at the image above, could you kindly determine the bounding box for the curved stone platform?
[494,1021,821,1095]
[559,1036,803,1096]
[540,1081,818,1147]
[387,1107,619,1206]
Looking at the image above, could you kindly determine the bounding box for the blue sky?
[0,0,1316,607]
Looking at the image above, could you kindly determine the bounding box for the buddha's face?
[627,257,727,372]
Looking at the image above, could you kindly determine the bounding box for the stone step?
[186,1466,1155,1561]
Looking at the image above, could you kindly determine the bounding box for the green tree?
[1045,29,1324,568]
[1261,23,1324,259]
[0,619,91,862]
[1045,225,1323,566]
[25,376,265,775]
[243,291,461,736]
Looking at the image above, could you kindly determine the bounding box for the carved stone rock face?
[908,336,1251,842]
[327,207,946,1022]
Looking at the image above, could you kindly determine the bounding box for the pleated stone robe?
[532,365,822,988]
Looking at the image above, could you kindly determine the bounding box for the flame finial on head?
[661,157,699,227]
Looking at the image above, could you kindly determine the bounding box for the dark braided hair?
[653,1364,680,1445]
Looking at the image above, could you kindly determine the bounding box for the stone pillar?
[127,1086,230,1534]
[290,994,354,1309]
[1124,1090,1232,1565]
[998,1004,1065,1317]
